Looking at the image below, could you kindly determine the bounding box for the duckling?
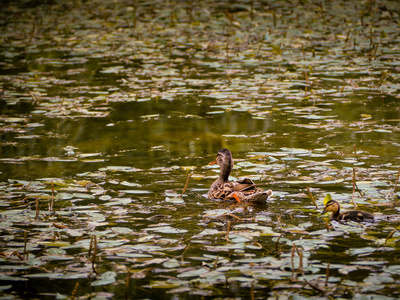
[321,199,374,222]
[207,148,272,203]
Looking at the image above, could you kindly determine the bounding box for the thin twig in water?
[50,181,54,212]
[276,214,282,229]
[35,197,41,221]
[125,269,130,300]
[389,167,400,200]
[29,16,36,43]
[225,39,230,64]
[296,245,327,295]
[225,220,231,241]
[70,282,79,300]
[384,228,397,246]
[353,144,360,162]
[394,167,400,193]
[23,231,27,260]
[226,72,232,84]
[345,29,351,42]
[351,168,358,208]
[91,235,100,276]
[325,263,330,287]
[180,242,190,257]
[275,233,284,258]
[291,243,296,281]
[295,246,303,275]
[302,275,326,295]
[372,43,379,60]
[227,213,243,221]
[307,187,318,209]
[324,218,332,231]
[88,235,94,257]
[213,256,219,270]
[179,172,191,198]
[25,180,33,190]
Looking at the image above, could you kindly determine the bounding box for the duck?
[207,148,272,203]
[321,199,374,222]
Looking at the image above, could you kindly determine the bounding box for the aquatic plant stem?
[275,233,284,258]
[35,197,41,221]
[225,220,231,241]
[295,246,303,276]
[225,39,230,64]
[295,244,326,295]
[352,168,358,208]
[227,213,243,221]
[325,263,330,287]
[50,181,54,212]
[307,187,318,209]
[384,228,397,246]
[273,11,276,27]
[371,43,379,60]
[179,172,191,197]
[276,214,282,229]
[302,274,326,295]
[213,256,219,270]
[391,167,400,199]
[70,282,79,300]
[369,27,373,50]
[180,242,190,260]
[29,16,36,43]
[345,29,351,42]
[353,144,360,162]
[125,269,130,300]
[291,243,296,281]
[23,231,27,260]
[91,235,100,276]
[88,235,94,257]
[25,180,33,190]
[324,219,332,231]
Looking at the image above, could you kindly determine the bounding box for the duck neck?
[332,206,341,220]
[220,163,232,182]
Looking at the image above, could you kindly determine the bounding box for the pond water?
[1,0,400,299]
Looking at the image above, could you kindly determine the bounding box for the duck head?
[209,148,234,181]
[321,199,340,215]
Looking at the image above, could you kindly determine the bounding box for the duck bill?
[208,159,217,165]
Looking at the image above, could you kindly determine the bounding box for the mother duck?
[208,148,272,203]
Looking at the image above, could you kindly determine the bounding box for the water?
[1,0,400,299]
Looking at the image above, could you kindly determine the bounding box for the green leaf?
[91,271,117,286]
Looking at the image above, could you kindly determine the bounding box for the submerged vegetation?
[1,0,400,298]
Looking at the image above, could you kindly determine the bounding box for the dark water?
[1,0,400,299]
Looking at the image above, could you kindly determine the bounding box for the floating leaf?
[323,194,332,205]
[91,271,117,286]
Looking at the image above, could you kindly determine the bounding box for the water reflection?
[1,0,400,298]
[2,90,400,181]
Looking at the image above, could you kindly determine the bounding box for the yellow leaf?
[323,194,332,205]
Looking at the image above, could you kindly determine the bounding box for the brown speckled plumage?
[321,199,374,222]
[207,149,272,203]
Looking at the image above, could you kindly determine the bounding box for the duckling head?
[321,199,340,215]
